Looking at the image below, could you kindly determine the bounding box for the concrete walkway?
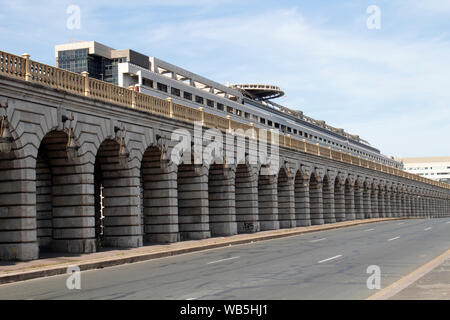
[390,257,450,299]
[0,218,400,285]
[368,247,450,300]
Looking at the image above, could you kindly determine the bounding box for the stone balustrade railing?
[0,50,448,190]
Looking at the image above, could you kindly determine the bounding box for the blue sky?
[1,0,450,157]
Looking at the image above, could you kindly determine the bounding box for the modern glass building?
[55,41,149,84]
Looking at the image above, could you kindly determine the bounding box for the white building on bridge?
[398,157,450,184]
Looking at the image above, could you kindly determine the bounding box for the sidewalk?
[0,218,399,285]
[368,248,450,300]
[390,256,450,299]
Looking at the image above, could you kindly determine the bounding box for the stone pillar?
[371,188,379,218]
[0,153,39,261]
[177,164,211,240]
[334,181,346,222]
[310,180,324,225]
[208,165,238,237]
[99,160,142,248]
[235,164,260,233]
[277,170,296,228]
[51,165,96,253]
[406,194,412,218]
[322,178,336,223]
[344,181,355,220]
[385,190,392,218]
[40,133,96,254]
[295,175,311,227]
[142,158,179,243]
[363,185,372,219]
[393,192,399,217]
[354,184,364,220]
[258,173,280,231]
[378,189,385,218]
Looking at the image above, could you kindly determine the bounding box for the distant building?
[55,41,149,84]
[397,157,450,184]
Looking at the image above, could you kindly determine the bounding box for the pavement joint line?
[0,217,406,285]
[207,256,240,265]
[309,238,326,243]
[367,248,450,300]
[318,255,342,264]
[388,236,400,241]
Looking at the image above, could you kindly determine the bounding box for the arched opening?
[309,173,324,225]
[177,163,210,240]
[36,130,95,254]
[322,175,335,223]
[208,164,237,236]
[235,164,259,233]
[141,146,179,244]
[344,178,355,220]
[258,168,279,231]
[294,170,310,226]
[94,139,142,248]
[277,168,295,228]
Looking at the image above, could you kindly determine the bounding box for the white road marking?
[364,228,375,231]
[446,221,450,224]
[318,255,342,264]
[309,238,326,243]
[397,222,404,225]
[388,236,400,241]
[424,227,432,231]
[186,297,197,300]
[207,256,240,265]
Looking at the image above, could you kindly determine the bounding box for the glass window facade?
[57,49,118,82]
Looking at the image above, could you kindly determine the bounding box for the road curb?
[0,217,404,285]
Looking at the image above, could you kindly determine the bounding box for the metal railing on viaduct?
[0,51,449,261]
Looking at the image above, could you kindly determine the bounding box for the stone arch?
[140,145,179,244]
[277,167,295,228]
[94,138,142,248]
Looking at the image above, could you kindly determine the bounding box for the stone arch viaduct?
[0,51,449,261]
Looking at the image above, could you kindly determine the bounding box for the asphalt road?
[0,217,449,300]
